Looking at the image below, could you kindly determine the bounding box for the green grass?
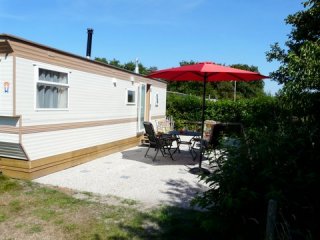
[33,208,58,221]
[0,174,215,239]
[63,223,77,233]
[121,198,138,206]
[27,224,43,234]
[14,223,25,229]
[0,175,21,193]
[0,213,7,222]
[9,200,23,212]
[81,191,94,197]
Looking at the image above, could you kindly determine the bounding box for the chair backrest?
[208,123,245,148]
[155,118,174,133]
[143,121,158,145]
[208,123,225,148]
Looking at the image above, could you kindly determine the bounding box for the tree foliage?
[266,0,320,131]
[167,61,265,100]
[191,1,320,239]
[95,57,265,100]
[266,0,320,102]
[94,57,157,75]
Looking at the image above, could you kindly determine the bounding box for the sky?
[0,0,305,95]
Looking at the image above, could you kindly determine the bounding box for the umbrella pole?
[199,73,207,169]
[190,74,210,175]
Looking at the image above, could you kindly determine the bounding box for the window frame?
[34,65,70,111]
[125,88,136,105]
[155,92,159,107]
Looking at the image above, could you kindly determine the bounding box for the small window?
[155,93,159,107]
[36,68,69,109]
[126,89,136,105]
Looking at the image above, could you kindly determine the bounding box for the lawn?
[0,174,213,240]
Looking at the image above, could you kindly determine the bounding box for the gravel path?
[34,141,210,209]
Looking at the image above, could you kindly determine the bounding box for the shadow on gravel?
[121,146,200,167]
[160,178,208,209]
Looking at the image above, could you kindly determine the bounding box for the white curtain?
[37,84,68,108]
[37,68,68,108]
[57,87,68,108]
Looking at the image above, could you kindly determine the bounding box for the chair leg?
[174,143,181,153]
[152,148,160,162]
[190,147,196,161]
[161,145,174,161]
[159,147,165,157]
[145,145,151,157]
[166,148,174,160]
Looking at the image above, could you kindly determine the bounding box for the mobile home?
[0,34,167,180]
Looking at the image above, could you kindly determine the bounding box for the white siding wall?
[14,57,167,160]
[15,58,141,125]
[0,133,19,143]
[0,116,20,143]
[0,56,13,116]
[23,122,137,160]
[150,85,167,118]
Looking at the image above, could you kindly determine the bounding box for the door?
[137,83,146,132]
[145,84,151,121]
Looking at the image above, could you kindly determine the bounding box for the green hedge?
[166,93,279,130]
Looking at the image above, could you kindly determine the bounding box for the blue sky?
[0,0,305,95]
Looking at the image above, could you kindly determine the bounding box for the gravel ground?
[34,138,210,209]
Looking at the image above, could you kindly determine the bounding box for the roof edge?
[0,33,166,84]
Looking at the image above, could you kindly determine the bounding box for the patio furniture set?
[143,121,226,163]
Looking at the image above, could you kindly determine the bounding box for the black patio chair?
[191,123,226,160]
[143,121,175,161]
[173,134,199,159]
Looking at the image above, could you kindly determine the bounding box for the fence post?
[266,199,277,240]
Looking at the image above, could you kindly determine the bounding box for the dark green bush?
[167,93,319,239]
[166,93,279,129]
[193,120,319,239]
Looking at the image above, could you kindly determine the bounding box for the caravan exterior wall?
[0,34,167,179]
[0,56,13,116]
[14,57,166,160]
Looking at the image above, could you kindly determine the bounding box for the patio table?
[168,130,201,159]
[168,130,201,137]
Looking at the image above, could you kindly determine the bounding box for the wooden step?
[140,134,149,145]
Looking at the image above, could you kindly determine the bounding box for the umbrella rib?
[153,71,206,81]
[227,72,249,81]
[206,72,262,81]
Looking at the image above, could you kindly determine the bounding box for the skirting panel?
[0,135,142,180]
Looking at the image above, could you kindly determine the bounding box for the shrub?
[192,116,320,239]
[166,94,279,129]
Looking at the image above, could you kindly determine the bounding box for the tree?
[95,58,264,100]
[94,57,157,75]
[266,0,320,119]
[167,61,265,100]
[94,57,108,64]
[265,2,320,237]
[229,64,265,99]
[192,1,320,238]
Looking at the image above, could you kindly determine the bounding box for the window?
[36,68,69,109]
[155,93,159,107]
[126,89,136,105]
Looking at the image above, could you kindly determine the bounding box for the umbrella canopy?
[148,61,268,174]
[148,61,268,81]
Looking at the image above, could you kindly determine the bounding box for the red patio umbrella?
[148,62,268,174]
